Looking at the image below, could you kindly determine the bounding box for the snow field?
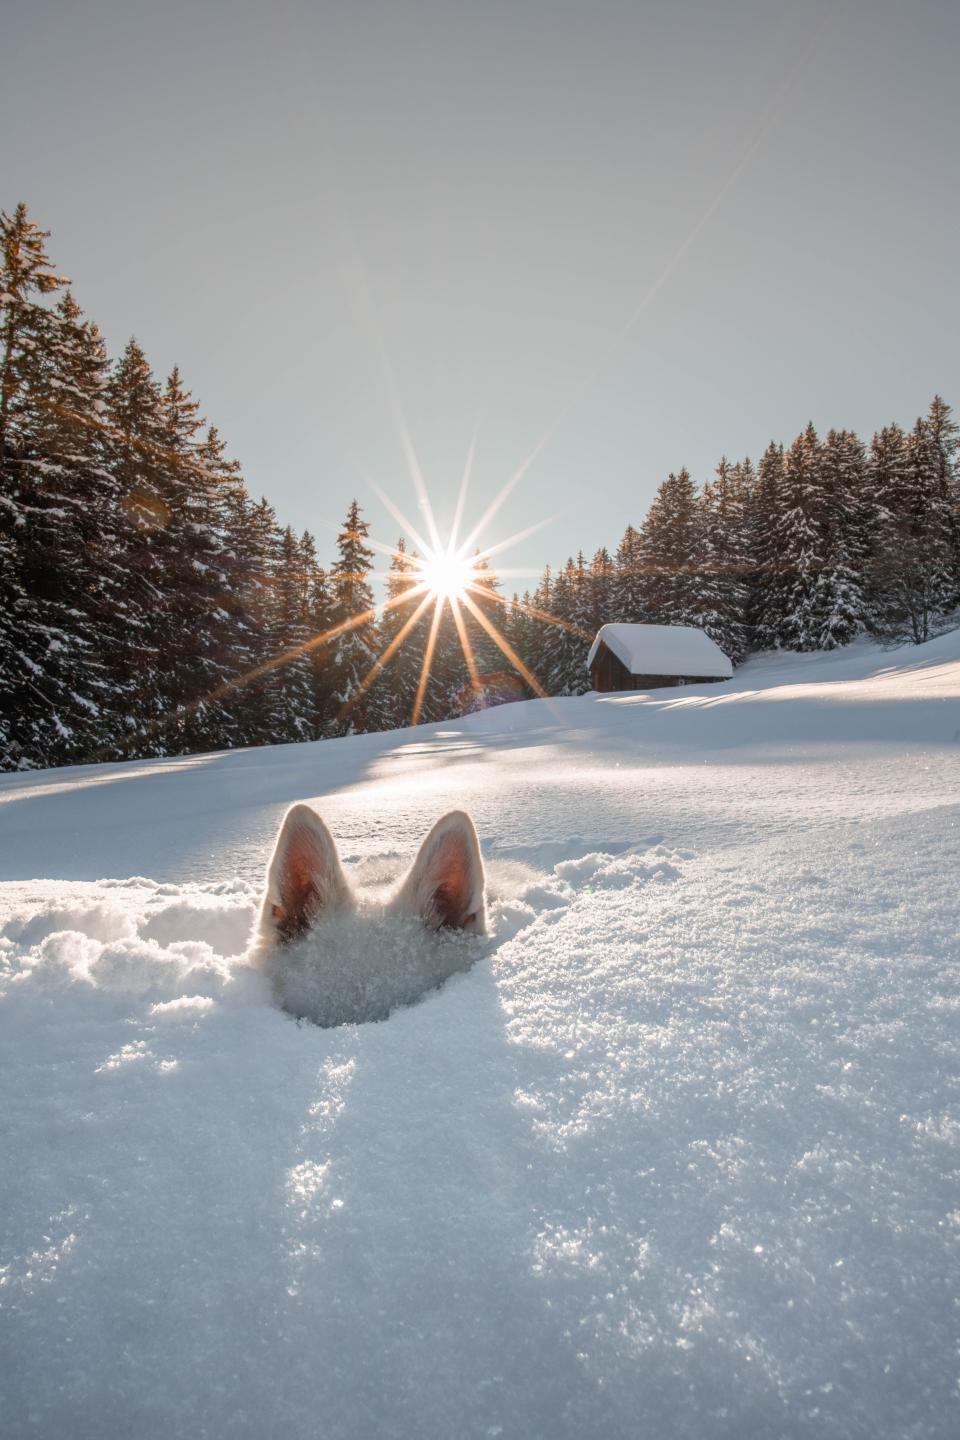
[1,632,959,1438]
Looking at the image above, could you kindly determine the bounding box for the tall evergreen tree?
[748,441,789,650]
[815,429,867,649]
[303,532,335,737]
[266,526,318,742]
[158,365,242,752]
[0,218,119,766]
[240,496,285,744]
[328,499,378,734]
[613,523,645,621]
[103,338,171,750]
[700,458,750,662]
[774,424,827,651]
[588,547,615,633]
[460,552,505,708]
[921,395,960,608]
[376,539,427,729]
[867,415,955,642]
[637,468,717,633]
[0,204,68,474]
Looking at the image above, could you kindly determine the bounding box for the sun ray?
[448,594,481,700]
[310,507,414,568]
[366,534,422,562]
[338,588,435,725]
[178,582,432,732]
[458,589,547,699]
[470,583,594,642]
[481,568,548,580]
[411,599,446,727]
[457,432,548,557]
[449,420,480,553]
[397,415,444,556]
[365,476,433,558]
[472,511,562,567]
[347,260,445,554]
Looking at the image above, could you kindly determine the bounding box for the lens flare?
[415,546,477,603]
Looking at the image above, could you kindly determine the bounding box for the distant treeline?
[2,204,958,771]
[518,398,960,696]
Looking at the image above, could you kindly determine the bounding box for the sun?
[415,545,477,603]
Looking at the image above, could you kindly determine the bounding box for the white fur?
[250,807,486,1027]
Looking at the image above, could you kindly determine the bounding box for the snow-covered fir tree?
[458,552,508,711]
[815,429,867,649]
[613,524,645,622]
[749,441,787,652]
[0,212,118,767]
[588,548,615,635]
[267,526,319,743]
[376,539,427,730]
[327,499,378,735]
[867,415,955,643]
[637,467,720,636]
[700,457,751,663]
[774,425,827,651]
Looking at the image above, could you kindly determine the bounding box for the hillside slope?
[1,633,958,1439]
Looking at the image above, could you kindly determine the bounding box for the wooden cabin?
[587,623,733,693]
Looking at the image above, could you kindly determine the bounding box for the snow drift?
[1,632,959,1439]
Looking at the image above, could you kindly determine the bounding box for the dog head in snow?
[251,805,486,1026]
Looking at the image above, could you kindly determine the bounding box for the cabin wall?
[589,643,725,692]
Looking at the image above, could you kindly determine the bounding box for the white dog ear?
[393,811,486,932]
[262,804,352,943]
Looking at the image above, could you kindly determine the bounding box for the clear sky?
[5,0,959,586]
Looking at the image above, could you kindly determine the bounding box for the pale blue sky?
[5,0,959,584]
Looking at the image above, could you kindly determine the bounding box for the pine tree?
[815,429,867,649]
[0,218,118,767]
[540,558,589,694]
[267,526,317,742]
[520,566,554,691]
[0,204,69,476]
[376,538,427,729]
[502,591,538,700]
[700,457,750,662]
[613,523,645,621]
[238,496,284,744]
[327,499,378,734]
[867,414,955,642]
[922,395,960,609]
[637,468,717,634]
[217,483,260,744]
[158,365,243,752]
[460,552,506,709]
[103,338,170,751]
[749,441,786,651]
[196,428,253,748]
[303,533,335,737]
[588,547,615,633]
[774,424,827,651]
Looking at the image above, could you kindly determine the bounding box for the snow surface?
[587,622,734,677]
[1,633,959,1439]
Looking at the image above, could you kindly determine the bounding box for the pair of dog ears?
[264,805,486,943]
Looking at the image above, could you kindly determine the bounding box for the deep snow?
[1,633,958,1439]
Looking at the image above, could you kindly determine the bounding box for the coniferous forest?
[2,204,959,772]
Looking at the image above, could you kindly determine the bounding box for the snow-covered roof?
[586,623,733,678]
